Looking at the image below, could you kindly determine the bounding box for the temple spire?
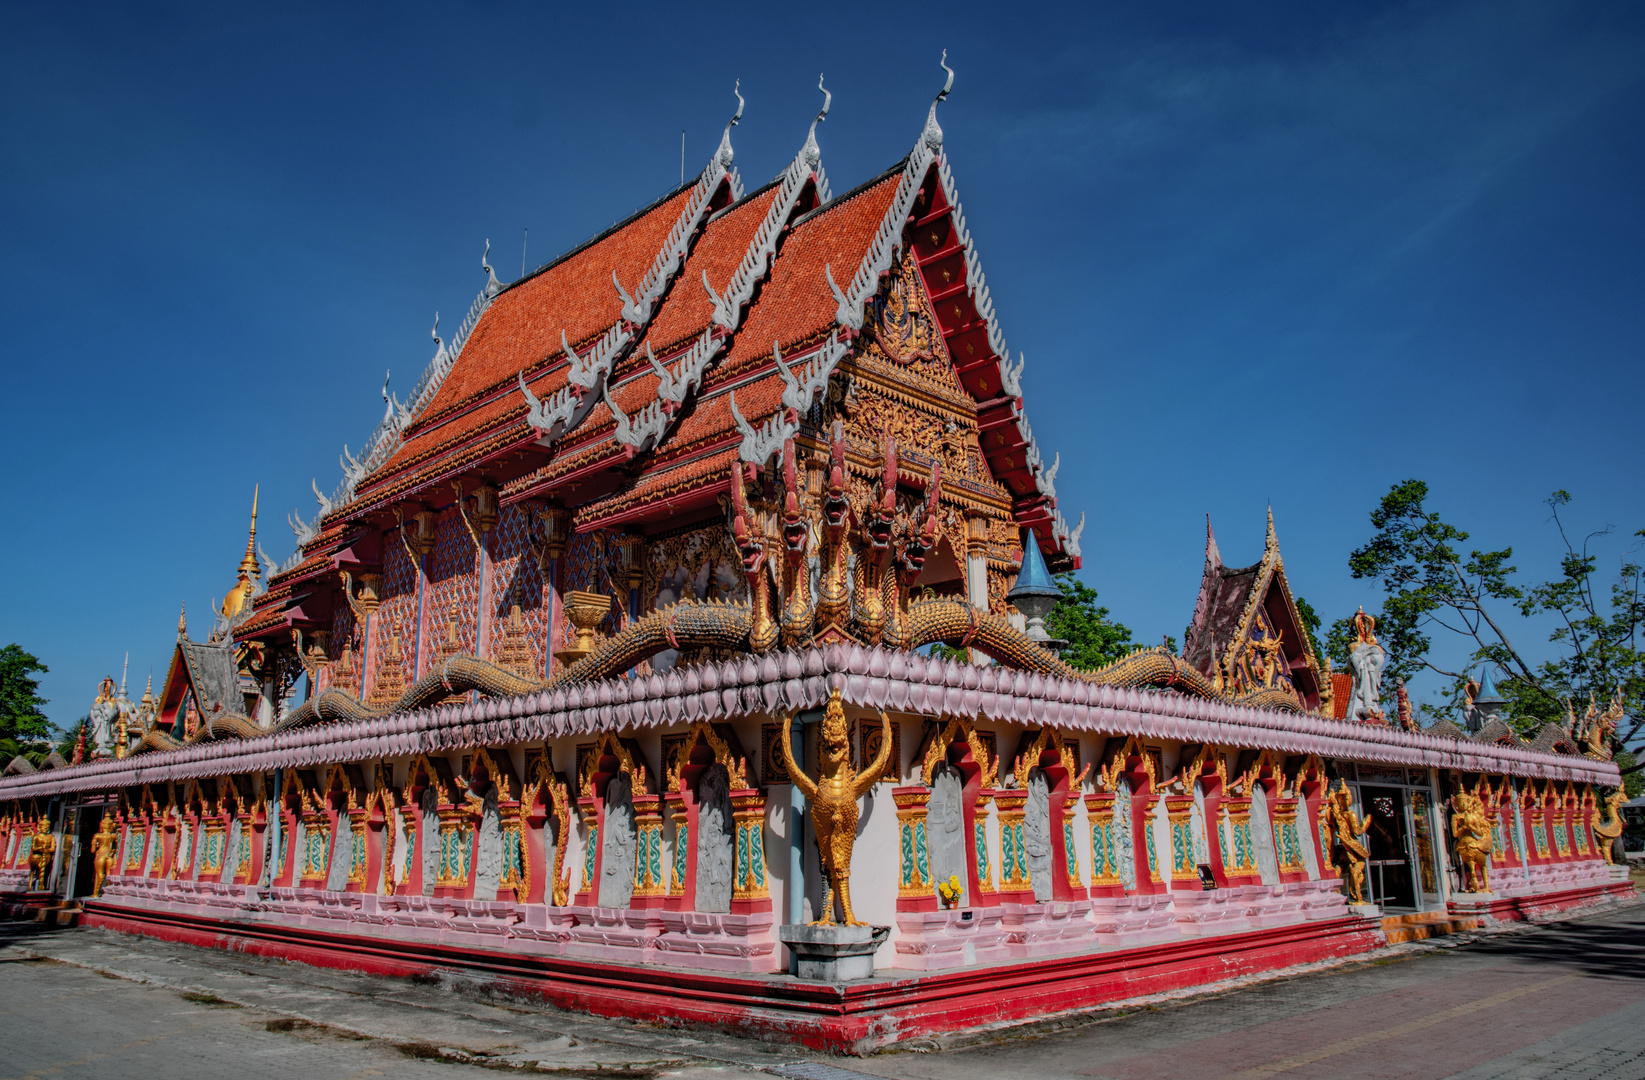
[240,484,261,582]
[177,602,187,639]
[1265,504,1278,554]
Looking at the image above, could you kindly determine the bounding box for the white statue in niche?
[928,763,969,906]
[1345,608,1387,723]
[471,787,502,901]
[598,773,636,909]
[325,812,353,891]
[1024,767,1053,902]
[419,787,439,895]
[695,764,734,913]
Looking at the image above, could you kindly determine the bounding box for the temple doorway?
[66,802,104,900]
[1362,786,1416,909]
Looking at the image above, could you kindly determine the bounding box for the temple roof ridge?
[512,86,750,450]
[604,78,836,456]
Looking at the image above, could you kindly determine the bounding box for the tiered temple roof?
[244,76,1076,659]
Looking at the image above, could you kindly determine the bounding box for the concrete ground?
[1,903,1640,1080]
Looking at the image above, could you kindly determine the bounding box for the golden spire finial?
[1265,505,1278,552]
[222,486,263,620]
[239,484,261,581]
[178,602,188,638]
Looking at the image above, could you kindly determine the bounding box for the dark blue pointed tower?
[1007,529,1064,652]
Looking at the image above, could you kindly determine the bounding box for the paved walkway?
[1,903,1639,1080]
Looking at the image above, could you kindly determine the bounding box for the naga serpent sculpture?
[134,587,1301,756]
[1592,787,1626,864]
[552,595,1304,710]
[134,655,548,754]
[778,688,893,925]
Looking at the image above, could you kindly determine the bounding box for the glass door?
[1361,786,1415,909]
[1408,789,1445,909]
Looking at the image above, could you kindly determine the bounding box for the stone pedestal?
[654,908,780,972]
[779,924,889,982]
[560,904,667,963]
[1171,887,1249,936]
[893,906,1010,970]
[1290,878,1350,921]
[1001,900,1094,958]
[1089,892,1178,948]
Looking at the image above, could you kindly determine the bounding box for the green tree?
[1335,482,1643,776]
[1046,574,1135,671]
[1293,596,1328,665]
[0,644,51,743]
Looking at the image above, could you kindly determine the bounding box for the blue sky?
[2,1,1642,728]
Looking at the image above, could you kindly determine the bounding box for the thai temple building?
[0,66,1632,1052]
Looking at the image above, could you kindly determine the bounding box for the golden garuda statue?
[1322,780,1372,903]
[779,688,893,926]
[28,814,56,892]
[1450,786,1495,893]
[90,813,120,898]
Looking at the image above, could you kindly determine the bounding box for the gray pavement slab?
[2,900,1639,1079]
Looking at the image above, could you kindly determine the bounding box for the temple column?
[396,801,424,896]
[666,792,688,906]
[631,793,666,907]
[1163,794,1201,890]
[345,805,370,892]
[893,786,935,910]
[965,513,989,664]
[991,790,1033,902]
[574,797,598,906]
[730,789,771,912]
[1085,792,1122,896]
[1269,792,1310,884]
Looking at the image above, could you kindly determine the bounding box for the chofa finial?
[814,73,832,128]
[924,51,954,150]
[802,74,830,167]
[715,80,744,170]
[482,239,502,297]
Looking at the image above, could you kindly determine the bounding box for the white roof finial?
[804,74,831,165]
[482,239,502,297]
[924,50,954,150]
[715,79,744,170]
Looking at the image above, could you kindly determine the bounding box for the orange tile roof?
[722,173,900,375]
[415,186,695,427]
[347,169,899,517]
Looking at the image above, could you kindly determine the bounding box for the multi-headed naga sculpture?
[779,688,893,925]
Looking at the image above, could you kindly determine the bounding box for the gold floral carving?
[921,715,999,789]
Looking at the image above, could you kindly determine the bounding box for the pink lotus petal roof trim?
[0,644,1619,800]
